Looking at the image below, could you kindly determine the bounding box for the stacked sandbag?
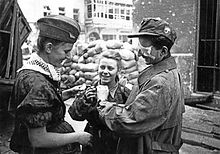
[118,43,139,85]
[101,40,139,85]
[60,40,139,90]
[60,40,106,89]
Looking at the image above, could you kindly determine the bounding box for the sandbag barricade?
[60,40,139,92]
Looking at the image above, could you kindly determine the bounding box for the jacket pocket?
[152,141,180,153]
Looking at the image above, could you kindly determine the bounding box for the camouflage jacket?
[99,56,185,154]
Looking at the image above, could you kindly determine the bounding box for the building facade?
[84,0,133,42]
[131,0,219,100]
[17,0,133,43]
[17,0,86,47]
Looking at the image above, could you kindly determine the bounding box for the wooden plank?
[5,0,17,78]
[0,30,11,34]
[182,131,220,150]
[182,105,220,149]
[180,143,219,154]
[0,79,15,85]
[195,104,220,112]
[0,47,7,77]
[184,94,213,105]
[11,11,19,78]
[17,3,31,44]
[0,0,14,26]
[183,105,220,127]
[183,121,213,135]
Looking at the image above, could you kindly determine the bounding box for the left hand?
[84,86,97,106]
[62,85,85,100]
[101,101,114,113]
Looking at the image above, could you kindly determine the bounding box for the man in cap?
[10,15,92,154]
[99,17,185,154]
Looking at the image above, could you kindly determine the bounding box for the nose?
[103,68,108,73]
[102,68,109,75]
[66,51,71,59]
[138,49,142,57]
[138,48,149,57]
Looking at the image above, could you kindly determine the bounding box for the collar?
[138,56,177,86]
[109,83,119,98]
[17,53,61,81]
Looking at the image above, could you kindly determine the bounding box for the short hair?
[100,49,122,71]
[37,36,63,52]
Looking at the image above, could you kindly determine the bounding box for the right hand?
[84,86,97,106]
[77,132,93,147]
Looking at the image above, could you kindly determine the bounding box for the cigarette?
[112,103,126,108]
[147,55,156,60]
[61,59,67,66]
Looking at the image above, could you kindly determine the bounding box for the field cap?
[128,17,177,44]
[37,15,81,44]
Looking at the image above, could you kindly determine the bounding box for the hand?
[62,85,85,101]
[102,101,114,113]
[63,86,79,96]
[84,86,97,106]
[77,132,93,147]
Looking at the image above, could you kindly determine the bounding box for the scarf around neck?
[17,53,61,81]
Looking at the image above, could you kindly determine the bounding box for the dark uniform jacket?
[99,57,185,154]
[68,81,130,154]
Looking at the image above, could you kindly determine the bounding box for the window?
[95,4,105,18]
[102,34,116,41]
[196,0,220,95]
[87,4,92,18]
[73,9,79,22]
[126,9,130,15]
[114,8,119,19]
[119,35,128,42]
[121,9,125,14]
[89,1,132,21]
[108,7,113,19]
[59,7,65,16]
[43,5,51,16]
[126,9,131,20]
[121,9,125,19]
[109,8,113,13]
[105,5,108,18]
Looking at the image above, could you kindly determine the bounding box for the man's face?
[138,37,164,65]
[48,42,73,68]
[98,57,118,86]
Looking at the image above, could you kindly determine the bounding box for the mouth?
[101,75,109,79]
[100,75,111,81]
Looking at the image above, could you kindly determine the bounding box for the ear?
[161,46,168,57]
[45,43,53,54]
